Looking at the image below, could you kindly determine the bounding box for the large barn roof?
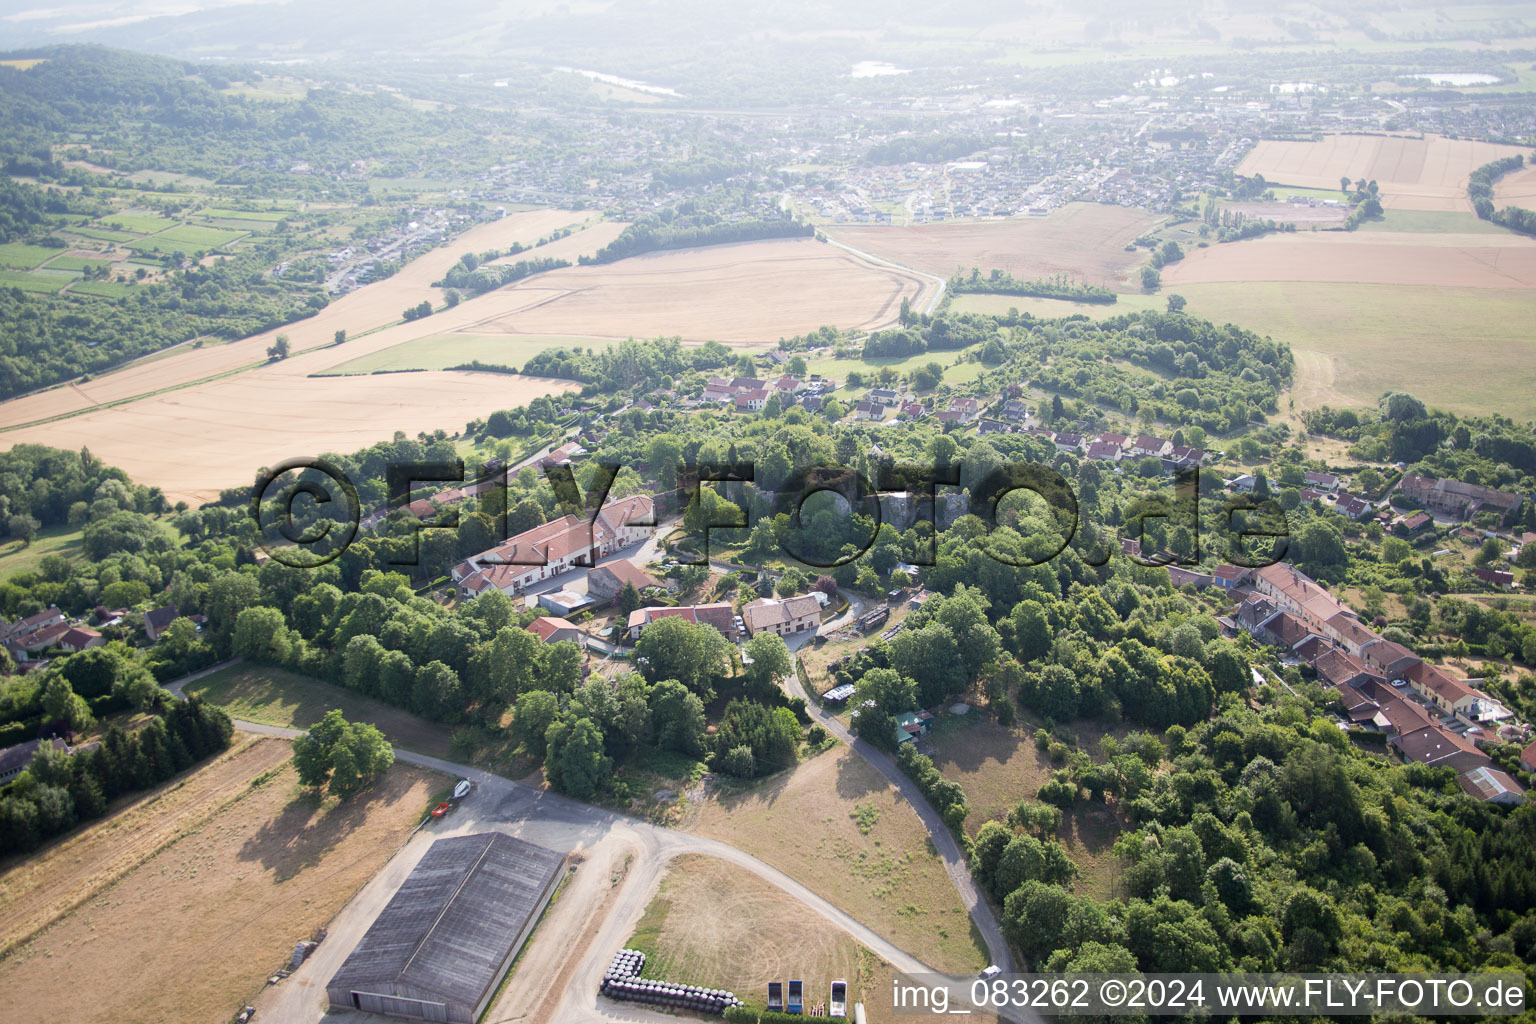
[329,832,564,1007]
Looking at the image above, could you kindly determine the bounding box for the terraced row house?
[451,495,655,599]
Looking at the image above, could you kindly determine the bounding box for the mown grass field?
[802,344,989,387]
[1357,209,1508,234]
[0,523,85,579]
[320,332,619,375]
[0,243,66,269]
[627,854,897,1014]
[686,745,989,974]
[185,663,458,759]
[1168,280,1536,419]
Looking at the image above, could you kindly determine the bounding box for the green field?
[68,226,136,243]
[0,243,67,269]
[45,255,114,272]
[949,291,1164,319]
[0,270,66,293]
[802,343,990,387]
[1358,210,1508,234]
[98,212,179,234]
[185,663,458,758]
[1171,281,1536,420]
[140,223,248,248]
[0,523,85,579]
[66,280,137,299]
[201,207,289,221]
[321,333,619,375]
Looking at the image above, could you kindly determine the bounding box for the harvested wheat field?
[827,203,1158,289]
[686,746,987,974]
[488,218,629,265]
[1493,162,1536,208]
[466,237,930,343]
[1236,133,1530,212]
[0,733,442,1024]
[1160,230,1536,288]
[0,367,577,506]
[629,854,902,1017]
[0,208,587,430]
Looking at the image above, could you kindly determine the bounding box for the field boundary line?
[0,735,283,958]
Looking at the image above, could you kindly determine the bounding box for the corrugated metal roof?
[330,833,564,1005]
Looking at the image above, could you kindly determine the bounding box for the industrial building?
[327,832,565,1023]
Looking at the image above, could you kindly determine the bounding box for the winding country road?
[238,718,1011,1023]
[782,636,1016,979]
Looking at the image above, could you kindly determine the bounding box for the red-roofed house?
[627,603,740,642]
[1457,765,1526,805]
[1403,660,1478,716]
[586,560,663,603]
[526,616,586,648]
[1392,725,1489,772]
[1520,739,1536,773]
[58,627,103,653]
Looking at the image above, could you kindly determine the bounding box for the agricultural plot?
[44,255,114,272]
[686,745,988,974]
[321,332,620,375]
[201,207,290,221]
[827,203,1158,290]
[0,736,441,1024]
[0,271,65,293]
[0,208,589,433]
[1159,231,1536,289]
[186,663,458,759]
[1493,163,1536,207]
[67,226,136,243]
[0,365,579,505]
[1235,133,1530,212]
[97,211,178,234]
[131,223,248,249]
[470,237,929,344]
[1169,281,1536,420]
[0,243,66,269]
[801,345,990,387]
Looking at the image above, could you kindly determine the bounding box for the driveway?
[241,721,1039,1023]
[782,634,1016,976]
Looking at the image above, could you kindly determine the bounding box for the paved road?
[783,636,1016,977]
[236,717,1035,1023]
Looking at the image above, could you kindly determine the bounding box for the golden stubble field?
[827,203,1159,290]
[469,237,931,342]
[0,734,442,1024]
[1236,133,1530,212]
[1160,229,1536,288]
[0,208,589,430]
[1,226,929,503]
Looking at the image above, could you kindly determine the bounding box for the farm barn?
[326,832,565,1023]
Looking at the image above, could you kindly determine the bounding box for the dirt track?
[241,734,1037,1024]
